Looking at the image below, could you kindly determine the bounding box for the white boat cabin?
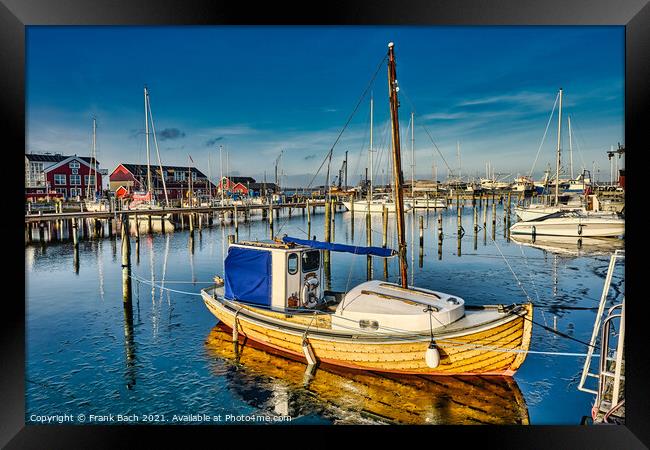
[224,240,324,310]
[223,239,467,333]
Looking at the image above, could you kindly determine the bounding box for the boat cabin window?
[302,250,320,272]
[287,253,298,275]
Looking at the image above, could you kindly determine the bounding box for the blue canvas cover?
[224,246,272,306]
[281,236,396,258]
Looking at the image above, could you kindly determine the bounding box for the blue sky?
[26,26,624,186]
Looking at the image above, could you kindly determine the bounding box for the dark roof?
[248,182,279,191]
[227,176,256,184]
[25,153,99,165]
[120,163,207,178]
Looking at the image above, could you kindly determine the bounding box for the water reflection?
[510,235,625,257]
[204,325,530,425]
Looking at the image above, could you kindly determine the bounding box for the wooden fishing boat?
[204,325,530,424]
[201,42,533,377]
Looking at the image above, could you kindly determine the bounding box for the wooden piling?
[330,200,335,242]
[269,203,274,239]
[38,222,45,245]
[189,212,194,235]
[323,199,331,267]
[108,217,113,239]
[419,215,424,266]
[72,218,79,247]
[234,205,239,242]
[492,201,497,240]
[134,215,140,242]
[382,206,388,279]
[306,199,311,239]
[121,214,132,303]
[228,234,235,245]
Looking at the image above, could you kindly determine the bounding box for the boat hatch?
[332,280,465,333]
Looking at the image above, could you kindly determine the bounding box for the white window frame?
[174,172,186,182]
[85,174,96,186]
[70,174,81,185]
[70,187,82,197]
[69,161,80,169]
[54,174,66,185]
[55,187,67,197]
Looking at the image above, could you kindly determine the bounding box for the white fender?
[425,343,440,369]
[302,339,317,365]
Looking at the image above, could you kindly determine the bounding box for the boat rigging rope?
[306,53,388,190]
[528,91,560,179]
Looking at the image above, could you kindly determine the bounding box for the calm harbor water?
[25,203,625,425]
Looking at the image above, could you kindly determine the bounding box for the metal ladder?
[578,250,625,397]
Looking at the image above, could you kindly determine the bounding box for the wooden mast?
[387,42,408,288]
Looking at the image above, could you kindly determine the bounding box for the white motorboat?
[342,196,413,213]
[404,197,447,209]
[510,210,624,237]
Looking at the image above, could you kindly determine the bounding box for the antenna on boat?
[387,42,409,289]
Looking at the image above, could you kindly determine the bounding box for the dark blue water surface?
[25,204,625,425]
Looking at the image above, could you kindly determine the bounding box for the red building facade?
[43,155,102,200]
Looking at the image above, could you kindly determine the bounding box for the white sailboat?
[342,94,412,213]
[511,89,624,237]
[84,117,110,212]
[128,86,173,226]
[510,210,624,238]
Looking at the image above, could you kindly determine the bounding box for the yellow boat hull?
[202,289,533,376]
[205,325,530,424]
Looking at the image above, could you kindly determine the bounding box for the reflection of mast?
[97,240,104,302]
[123,301,136,390]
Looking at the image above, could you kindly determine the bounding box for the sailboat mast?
[555,88,563,206]
[219,145,224,204]
[411,112,415,198]
[369,94,374,201]
[387,42,408,288]
[90,116,97,199]
[144,87,153,202]
[568,115,573,179]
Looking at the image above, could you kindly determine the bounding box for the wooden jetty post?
[306,199,311,239]
[491,200,497,241]
[38,222,45,245]
[324,199,331,268]
[382,206,388,279]
[419,215,424,267]
[134,215,140,242]
[228,234,235,245]
[189,212,195,236]
[180,213,185,229]
[121,213,132,303]
[234,205,239,242]
[330,199,336,242]
[72,218,79,248]
[269,203,274,239]
[147,214,152,234]
[437,210,443,260]
[108,216,113,239]
[160,215,165,234]
[366,210,372,280]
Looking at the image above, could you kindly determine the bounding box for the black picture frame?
[4,0,648,447]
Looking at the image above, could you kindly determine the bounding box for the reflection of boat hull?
[342,201,413,213]
[201,288,533,376]
[510,216,624,237]
[510,234,625,256]
[405,198,447,209]
[205,324,530,424]
[130,217,175,233]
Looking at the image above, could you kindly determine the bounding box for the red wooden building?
[35,155,102,200]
